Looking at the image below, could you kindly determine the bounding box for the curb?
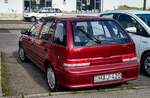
[9,85,150,98]
[0,85,149,98]
[0,51,3,97]
[22,86,150,98]
[0,23,33,30]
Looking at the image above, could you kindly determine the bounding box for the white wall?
[0,0,24,20]
[52,0,76,12]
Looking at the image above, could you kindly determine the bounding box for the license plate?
[94,73,122,83]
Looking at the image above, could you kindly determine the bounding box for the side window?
[48,21,56,41]
[54,22,67,46]
[40,22,52,40]
[100,14,114,18]
[117,14,135,29]
[117,14,148,36]
[29,22,43,37]
[40,9,49,13]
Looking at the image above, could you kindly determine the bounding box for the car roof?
[41,16,114,22]
[102,10,150,15]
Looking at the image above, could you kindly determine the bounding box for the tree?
[143,0,147,10]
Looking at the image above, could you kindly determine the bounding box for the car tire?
[30,16,36,22]
[141,52,150,77]
[18,47,28,62]
[46,64,59,92]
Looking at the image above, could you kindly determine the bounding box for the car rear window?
[72,20,131,47]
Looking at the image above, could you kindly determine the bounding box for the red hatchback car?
[18,16,139,91]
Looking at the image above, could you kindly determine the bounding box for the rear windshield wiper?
[77,27,101,44]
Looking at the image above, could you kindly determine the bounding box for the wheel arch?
[30,16,36,22]
[19,41,22,47]
[140,50,150,64]
[44,59,53,72]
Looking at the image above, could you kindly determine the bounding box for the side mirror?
[125,27,137,33]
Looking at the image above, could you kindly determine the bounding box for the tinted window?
[100,14,114,18]
[117,14,135,29]
[136,14,150,27]
[54,22,67,46]
[72,20,130,47]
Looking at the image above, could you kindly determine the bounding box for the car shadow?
[12,51,138,93]
[13,51,50,92]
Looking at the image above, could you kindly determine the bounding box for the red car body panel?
[20,17,140,89]
[57,61,138,88]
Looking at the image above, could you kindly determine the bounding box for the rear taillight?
[64,62,90,67]
[63,59,90,67]
[122,53,137,62]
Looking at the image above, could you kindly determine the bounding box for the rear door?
[32,21,53,70]
[23,22,42,61]
[50,21,67,69]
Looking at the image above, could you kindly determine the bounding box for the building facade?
[0,0,149,20]
[0,0,24,20]
[24,0,102,12]
[0,0,103,20]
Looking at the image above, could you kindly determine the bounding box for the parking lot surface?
[0,30,150,96]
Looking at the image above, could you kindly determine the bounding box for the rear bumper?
[56,61,139,89]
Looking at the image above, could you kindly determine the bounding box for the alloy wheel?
[144,56,150,75]
[47,67,56,90]
[19,47,25,61]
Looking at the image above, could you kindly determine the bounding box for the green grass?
[1,63,9,96]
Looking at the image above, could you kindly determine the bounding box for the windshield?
[136,14,150,27]
[72,20,131,47]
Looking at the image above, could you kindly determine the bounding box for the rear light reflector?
[122,54,137,62]
[63,62,90,67]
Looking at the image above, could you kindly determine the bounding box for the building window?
[4,0,8,3]
[63,0,66,4]
[24,0,52,12]
[45,0,52,7]
[77,0,102,13]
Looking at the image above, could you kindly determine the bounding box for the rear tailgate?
[66,42,136,66]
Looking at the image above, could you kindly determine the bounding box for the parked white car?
[100,10,150,76]
[24,7,63,22]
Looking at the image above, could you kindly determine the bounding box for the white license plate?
[94,73,122,83]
